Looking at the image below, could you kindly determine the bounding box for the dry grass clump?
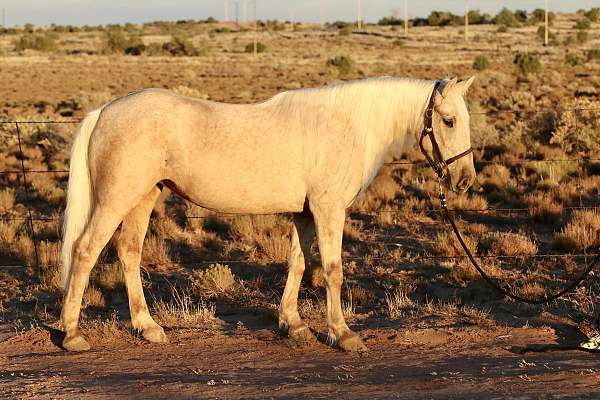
[554,210,600,252]
[431,231,477,257]
[524,192,563,222]
[449,193,488,211]
[385,287,415,318]
[190,263,235,298]
[153,288,215,328]
[479,232,538,257]
[0,188,15,212]
[477,164,512,191]
[141,234,172,266]
[83,285,106,308]
[15,235,36,265]
[94,263,124,291]
[550,98,600,153]
[230,215,290,262]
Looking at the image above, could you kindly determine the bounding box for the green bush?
[497,25,508,33]
[493,8,519,27]
[586,8,600,22]
[378,16,403,26]
[574,18,592,30]
[472,55,489,71]
[514,52,542,75]
[536,25,556,43]
[588,48,600,61]
[244,41,266,53]
[565,53,582,66]
[427,11,461,26]
[162,36,200,56]
[13,32,58,52]
[577,30,589,43]
[529,8,556,25]
[104,31,144,54]
[326,54,354,75]
[338,26,353,36]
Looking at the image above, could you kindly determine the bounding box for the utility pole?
[464,0,469,42]
[320,0,325,27]
[544,0,549,46]
[1,8,5,28]
[224,0,229,21]
[235,2,239,24]
[253,0,257,57]
[357,0,362,30]
[404,0,408,36]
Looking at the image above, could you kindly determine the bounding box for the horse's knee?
[72,240,95,272]
[117,234,142,269]
[324,262,343,287]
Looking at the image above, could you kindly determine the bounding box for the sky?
[1,1,599,27]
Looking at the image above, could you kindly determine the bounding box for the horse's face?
[431,76,477,193]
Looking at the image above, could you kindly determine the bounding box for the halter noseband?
[418,81,473,182]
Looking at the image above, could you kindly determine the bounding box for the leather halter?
[418,81,473,182]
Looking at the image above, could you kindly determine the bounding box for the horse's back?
[88,88,309,213]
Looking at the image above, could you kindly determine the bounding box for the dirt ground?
[2,11,600,399]
[2,315,600,399]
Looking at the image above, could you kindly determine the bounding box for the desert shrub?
[13,32,58,52]
[432,231,477,257]
[0,188,15,212]
[338,26,353,36]
[104,31,144,54]
[378,16,403,26]
[244,41,266,53]
[153,289,215,327]
[497,25,508,33]
[162,36,200,56]
[576,30,589,43]
[529,8,556,25]
[478,232,537,257]
[472,55,489,71]
[587,48,600,61]
[536,25,556,43]
[585,8,600,22]
[565,53,583,66]
[190,263,235,298]
[550,98,600,153]
[427,11,461,26]
[524,192,563,222]
[574,18,592,30]
[554,210,600,252]
[493,8,519,27]
[477,164,512,191]
[230,215,290,262]
[326,54,354,75]
[514,52,542,76]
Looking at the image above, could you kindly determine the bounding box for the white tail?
[61,109,102,289]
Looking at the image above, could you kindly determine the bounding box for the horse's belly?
[165,165,307,214]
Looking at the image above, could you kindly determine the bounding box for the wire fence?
[2,106,600,271]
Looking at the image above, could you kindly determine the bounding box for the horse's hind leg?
[61,205,128,351]
[117,186,167,344]
[279,213,317,344]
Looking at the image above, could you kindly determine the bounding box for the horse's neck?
[345,79,434,189]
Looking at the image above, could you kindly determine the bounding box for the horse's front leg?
[311,200,367,352]
[279,213,317,344]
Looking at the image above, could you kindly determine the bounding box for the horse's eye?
[443,117,454,128]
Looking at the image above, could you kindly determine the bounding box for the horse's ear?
[456,75,476,96]
[441,77,458,97]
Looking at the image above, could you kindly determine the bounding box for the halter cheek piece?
[418,81,473,182]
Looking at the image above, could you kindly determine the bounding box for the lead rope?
[437,183,600,341]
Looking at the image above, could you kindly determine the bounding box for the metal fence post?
[15,122,40,269]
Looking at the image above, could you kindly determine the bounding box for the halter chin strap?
[418,81,473,182]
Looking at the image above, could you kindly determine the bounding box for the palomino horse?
[60,76,476,352]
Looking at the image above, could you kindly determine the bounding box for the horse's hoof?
[63,334,91,352]
[142,326,169,344]
[288,325,317,346]
[338,331,368,352]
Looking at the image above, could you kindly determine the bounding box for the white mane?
[267,77,437,193]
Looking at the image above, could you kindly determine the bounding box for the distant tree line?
[377,7,561,27]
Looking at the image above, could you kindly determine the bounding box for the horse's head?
[421,76,476,193]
